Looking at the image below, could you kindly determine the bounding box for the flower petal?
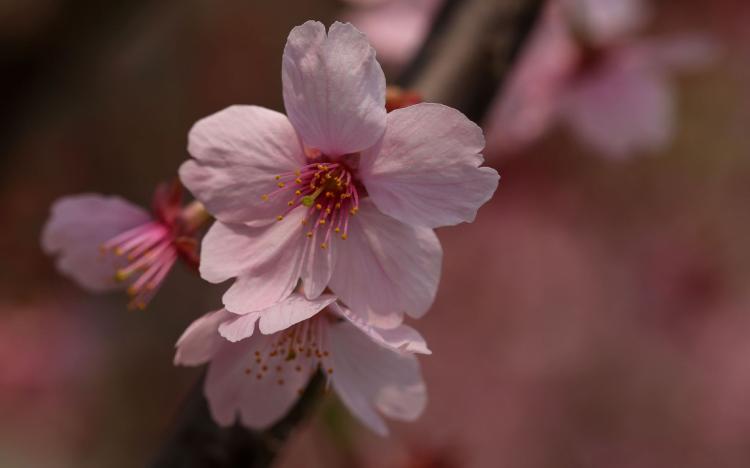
[41,194,151,292]
[329,302,431,355]
[199,212,307,314]
[205,333,316,428]
[174,309,234,366]
[559,51,673,158]
[328,318,427,436]
[282,21,386,156]
[360,103,499,228]
[180,105,306,225]
[329,201,442,324]
[483,2,578,155]
[218,311,262,343]
[300,229,338,299]
[258,293,337,335]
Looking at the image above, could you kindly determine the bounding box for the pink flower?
[174,295,430,435]
[180,21,498,326]
[486,0,717,159]
[343,0,444,69]
[41,182,207,309]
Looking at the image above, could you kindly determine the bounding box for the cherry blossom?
[180,21,498,327]
[42,182,208,309]
[485,0,717,159]
[175,295,430,435]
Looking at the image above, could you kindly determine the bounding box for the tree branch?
[398,0,545,123]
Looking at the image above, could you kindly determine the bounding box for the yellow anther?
[295,170,301,176]
[335,203,341,209]
[319,219,326,225]
[341,234,348,240]
[306,231,313,238]
[276,215,284,221]
[287,201,294,206]
[315,203,323,210]
[114,270,129,282]
[295,190,302,196]
[261,194,269,201]
[334,227,340,233]
[295,178,303,184]
[325,208,331,214]
[320,243,328,249]
[275,175,281,180]
[277,182,285,188]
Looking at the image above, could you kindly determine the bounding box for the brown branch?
[398,0,545,123]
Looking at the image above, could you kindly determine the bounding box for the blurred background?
[2,0,750,467]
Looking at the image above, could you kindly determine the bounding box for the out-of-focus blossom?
[41,182,209,309]
[180,21,498,328]
[343,0,444,69]
[175,295,429,436]
[486,0,717,160]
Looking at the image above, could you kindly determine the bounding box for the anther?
[276,215,284,221]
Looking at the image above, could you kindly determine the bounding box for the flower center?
[243,315,334,393]
[262,162,361,249]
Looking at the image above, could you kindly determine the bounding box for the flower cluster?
[41,21,498,435]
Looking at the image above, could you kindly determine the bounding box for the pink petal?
[361,103,499,228]
[282,21,386,156]
[200,213,306,314]
[41,194,151,292]
[344,0,440,68]
[300,230,337,299]
[638,35,720,72]
[560,51,674,159]
[180,105,306,225]
[205,334,316,428]
[174,309,234,366]
[484,2,578,154]
[328,318,427,436]
[330,302,431,354]
[218,311,262,343]
[329,200,442,325]
[257,293,337,335]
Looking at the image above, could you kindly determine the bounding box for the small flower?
[174,294,430,435]
[180,21,499,326]
[41,182,209,309]
[486,0,717,159]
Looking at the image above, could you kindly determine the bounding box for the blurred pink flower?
[180,21,498,327]
[175,295,429,435]
[41,182,205,309]
[343,0,444,68]
[486,0,717,159]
